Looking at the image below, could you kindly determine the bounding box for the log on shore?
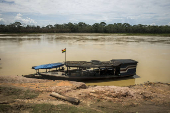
[50,92,80,105]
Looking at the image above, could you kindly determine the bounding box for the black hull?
[39,72,134,81]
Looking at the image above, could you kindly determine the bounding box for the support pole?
[67,67,68,73]
[65,48,66,65]
[99,67,100,75]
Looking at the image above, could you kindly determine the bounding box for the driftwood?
[50,92,80,105]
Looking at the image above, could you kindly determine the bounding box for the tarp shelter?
[32,63,64,70]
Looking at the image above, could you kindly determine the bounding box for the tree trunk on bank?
[50,92,80,105]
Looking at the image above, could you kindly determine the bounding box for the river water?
[0,33,170,86]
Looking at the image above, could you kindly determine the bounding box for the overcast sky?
[0,0,170,26]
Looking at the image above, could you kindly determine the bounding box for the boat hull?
[39,72,134,81]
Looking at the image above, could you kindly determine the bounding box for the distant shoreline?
[0,33,170,37]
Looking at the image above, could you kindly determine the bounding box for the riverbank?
[0,75,170,113]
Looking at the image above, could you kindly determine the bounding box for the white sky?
[0,0,170,26]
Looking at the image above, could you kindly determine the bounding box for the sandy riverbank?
[0,75,170,113]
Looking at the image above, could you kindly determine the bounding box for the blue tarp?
[32,63,64,70]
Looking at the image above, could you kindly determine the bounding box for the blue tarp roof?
[32,63,64,70]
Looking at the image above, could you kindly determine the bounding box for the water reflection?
[0,33,170,86]
[85,77,135,86]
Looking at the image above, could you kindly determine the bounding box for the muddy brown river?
[0,33,170,86]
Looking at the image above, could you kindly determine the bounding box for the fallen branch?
[50,92,80,105]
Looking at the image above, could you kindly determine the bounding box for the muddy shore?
[0,75,170,113]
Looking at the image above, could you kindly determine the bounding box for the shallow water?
[0,33,170,86]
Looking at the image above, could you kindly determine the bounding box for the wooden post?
[99,67,100,75]
[113,67,114,75]
[65,48,66,65]
[50,92,80,105]
[67,67,68,73]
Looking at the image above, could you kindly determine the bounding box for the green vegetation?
[0,104,99,113]
[0,86,39,99]
[0,105,12,112]
[0,22,170,34]
[32,104,99,113]
[32,104,59,113]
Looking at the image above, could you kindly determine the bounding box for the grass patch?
[32,104,58,113]
[32,104,99,113]
[0,105,12,112]
[0,104,99,113]
[0,104,33,113]
[0,86,39,99]
[56,104,98,113]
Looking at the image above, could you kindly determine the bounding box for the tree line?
[0,22,170,33]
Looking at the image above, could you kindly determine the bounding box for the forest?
[0,22,170,33]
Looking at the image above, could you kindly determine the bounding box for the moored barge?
[32,59,138,81]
